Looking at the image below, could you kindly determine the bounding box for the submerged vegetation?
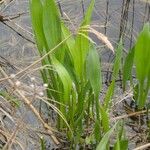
[0,0,150,149]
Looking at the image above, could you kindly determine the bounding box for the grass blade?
[40,137,46,150]
[112,40,123,80]
[113,122,128,150]
[96,121,119,150]
[100,105,110,133]
[104,40,123,109]
[123,47,135,91]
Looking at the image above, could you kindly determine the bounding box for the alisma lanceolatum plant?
[30,0,125,148]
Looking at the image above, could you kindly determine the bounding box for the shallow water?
[0,0,149,65]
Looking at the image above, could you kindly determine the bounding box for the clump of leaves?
[123,23,150,109]
[30,0,124,148]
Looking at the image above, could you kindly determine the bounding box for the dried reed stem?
[0,67,59,145]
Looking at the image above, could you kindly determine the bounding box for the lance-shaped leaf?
[123,47,135,91]
[73,0,95,79]
[96,121,119,150]
[100,105,110,133]
[30,0,47,52]
[43,0,64,61]
[104,40,123,109]
[134,23,150,108]
[134,23,150,84]
[52,57,72,104]
[86,45,102,98]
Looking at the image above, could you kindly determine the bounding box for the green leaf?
[94,120,101,141]
[81,0,95,26]
[96,121,119,150]
[133,84,139,103]
[52,57,72,104]
[30,0,51,93]
[30,0,47,52]
[104,81,115,110]
[113,139,128,150]
[43,0,64,61]
[104,40,123,109]
[86,45,102,142]
[112,39,123,80]
[61,23,77,83]
[61,23,75,58]
[134,23,150,84]
[113,121,128,150]
[86,45,102,98]
[134,23,150,108]
[73,0,95,79]
[40,137,46,150]
[100,105,110,133]
[123,47,135,91]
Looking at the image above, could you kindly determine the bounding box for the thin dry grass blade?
[81,26,114,53]
[0,67,59,145]
[139,0,150,4]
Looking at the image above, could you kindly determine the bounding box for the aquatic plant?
[30,0,124,148]
[123,23,150,109]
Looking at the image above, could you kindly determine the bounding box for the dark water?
[0,0,149,57]
[1,0,149,64]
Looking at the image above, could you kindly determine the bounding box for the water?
[0,0,150,149]
[0,0,149,58]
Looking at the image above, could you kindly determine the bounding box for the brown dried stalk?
[0,67,59,145]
